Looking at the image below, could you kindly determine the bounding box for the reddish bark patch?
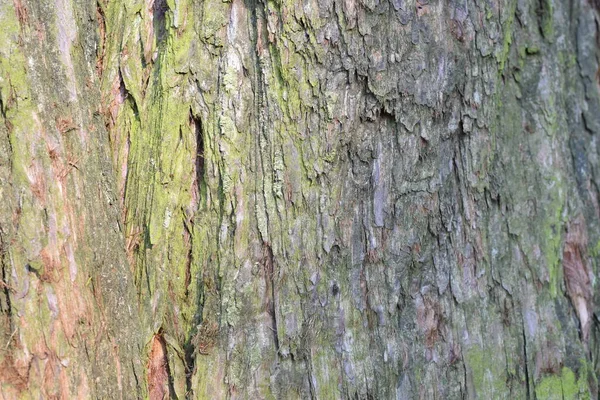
[563,216,592,341]
[12,0,29,28]
[55,117,77,134]
[0,355,28,393]
[39,248,61,283]
[148,333,170,400]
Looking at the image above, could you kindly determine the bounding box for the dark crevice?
[164,340,177,400]
[0,231,13,339]
[183,225,192,299]
[522,323,531,400]
[95,1,107,76]
[305,354,317,400]
[122,133,132,212]
[153,0,169,44]
[131,359,141,394]
[183,110,204,399]
[184,270,204,399]
[183,325,196,399]
[191,111,205,199]
[182,221,196,399]
[461,349,469,398]
[118,68,127,99]
[117,69,134,228]
[147,0,169,89]
[183,337,195,399]
[140,34,148,69]
[122,76,140,120]
[263,243,280,355]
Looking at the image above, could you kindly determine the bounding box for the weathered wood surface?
[1,0,600,398]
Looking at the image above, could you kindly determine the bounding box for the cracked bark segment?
[0,0,599,398]
[0,0,145,397]
[563,216,593,342]
[98,0,600,397]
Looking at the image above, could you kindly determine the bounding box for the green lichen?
[540,0,554,41]
[541,175,565,297]
[590,239,600,259]
[496,0,517,74]
[223,66,238,93]
[464,346,507,398]
[535,367,589,400]
[200,0,229,42]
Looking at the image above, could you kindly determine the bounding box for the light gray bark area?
[173,0,599,398]
[1,0,600,399]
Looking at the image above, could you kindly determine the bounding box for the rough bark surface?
[1,0,600,398]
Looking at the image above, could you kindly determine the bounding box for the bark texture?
[1,0,600,398]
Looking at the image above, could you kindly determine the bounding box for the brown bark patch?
[0,355,29,393]
[125,226,142,268]
[12,0,29,28]
[563,216,592,341]
[55,117,77,135]
[192,321,219,355]
[95,3,106,76]
[147,333,170,400]
[416,1,429,17]
[29,160,47,205]
[416,295,444,349]
[450,19,464,42]
[43,354,61,399]
[105,72,127,130]
[39,248,61,283]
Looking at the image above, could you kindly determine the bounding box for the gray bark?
[1,0,600,398]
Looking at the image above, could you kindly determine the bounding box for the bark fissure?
[263,243,280,356]
[522,321,531,400]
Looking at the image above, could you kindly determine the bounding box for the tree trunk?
[1,0,600,398]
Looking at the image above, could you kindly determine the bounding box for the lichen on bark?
[1,0,600,398]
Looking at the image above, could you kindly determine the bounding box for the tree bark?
[1,0,600,398]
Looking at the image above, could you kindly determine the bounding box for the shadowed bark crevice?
[152,0,168,45]
[263,242,280,356]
